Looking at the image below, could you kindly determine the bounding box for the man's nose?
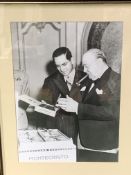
[60,65,66,71]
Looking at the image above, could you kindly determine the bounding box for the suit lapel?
[70,69,80,93]
[53,72,69,97]
[82,78,92,101]
[82,80,95,102]
[82,68,111,102]
[69,70,83,102]
[53,69,85,102]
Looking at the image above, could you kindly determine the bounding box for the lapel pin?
[80,86,86,91]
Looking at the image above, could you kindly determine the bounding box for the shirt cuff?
[75,103,79,114]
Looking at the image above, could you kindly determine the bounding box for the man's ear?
[71,57,75,67]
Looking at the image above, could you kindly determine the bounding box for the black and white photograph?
[10,21,123,162]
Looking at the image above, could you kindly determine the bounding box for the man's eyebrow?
[56,61,68,66]
[62,62,68,65]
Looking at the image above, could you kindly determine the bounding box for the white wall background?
[11,22,87,98]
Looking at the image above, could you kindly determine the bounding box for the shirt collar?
[64,68,75,85]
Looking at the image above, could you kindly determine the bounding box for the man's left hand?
[56,95,78,113]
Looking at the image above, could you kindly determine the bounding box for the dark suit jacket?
[39,69,86,143]
[40,69,86,104]
[78,68,121,150]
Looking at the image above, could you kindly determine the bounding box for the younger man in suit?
[27,47,85,144]
[57,48,121,161]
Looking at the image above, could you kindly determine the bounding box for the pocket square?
[80,86,86,91]
[96,88,103,95]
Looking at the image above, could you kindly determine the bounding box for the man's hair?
[52,47,72,62]
[85,48,107,63]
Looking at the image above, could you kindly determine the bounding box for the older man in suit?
[57,48,121,161]
[27,47,86,144]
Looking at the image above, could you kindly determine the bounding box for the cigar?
[76,74,88,86]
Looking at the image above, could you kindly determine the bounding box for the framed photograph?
[0,2,131,175]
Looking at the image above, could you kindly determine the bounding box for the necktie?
[66,78,72,91]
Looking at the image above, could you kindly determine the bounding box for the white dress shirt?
[64,69,75,91]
